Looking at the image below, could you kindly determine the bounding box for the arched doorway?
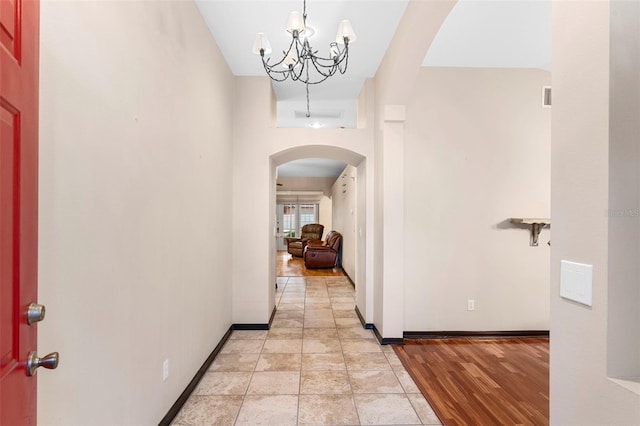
[270,145,372,329]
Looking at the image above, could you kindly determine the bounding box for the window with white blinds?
[299,204,317,230]
[280,203,318,237]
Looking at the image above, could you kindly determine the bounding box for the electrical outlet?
[162,359,169,382]
[467,299,475,311]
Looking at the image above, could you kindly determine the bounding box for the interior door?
[1,0,44,424]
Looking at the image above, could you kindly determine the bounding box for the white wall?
[357,82,374,323]
[372,0,457,338]
[38,2,235,424]
[319,196,332,236]
[403,67,551,331]
[550,0,640,423]
[231,77,275,325]
[331,165,357,280]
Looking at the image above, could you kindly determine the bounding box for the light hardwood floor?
[277,250,344,277]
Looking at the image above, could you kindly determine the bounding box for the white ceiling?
[195,0,409,128]
[195,0,551,177]
[277,158,347,178]
[423,0,551,70]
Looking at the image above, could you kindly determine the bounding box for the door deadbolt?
[27,303,46,325]
[26,351,59,376]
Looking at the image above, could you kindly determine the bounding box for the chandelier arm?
[305,75,332,85]
[299,41,314,66]
[309,59,337,80]
[337,41,350,74]
[309,54,343,70]
[289,57,333,85]
[325,43,349,74]
[292,40,307,78]
[305,65,311,117]
[264,37,300,70]
[278,38,310,82]
[312,55,343,66]
[293,74,332,85]
[264,71,291,82]
[307,47,348,75]
[336,56,348,74]
[262,59,292,82]
[310,42,346,63]
[263,69,291,81]
[288,57,307,82]
[301,51,342,79]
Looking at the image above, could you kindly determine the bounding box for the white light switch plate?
[560,260,593,306]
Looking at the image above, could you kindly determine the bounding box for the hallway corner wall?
[38,2,235,424]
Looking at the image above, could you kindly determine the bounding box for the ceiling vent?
[294,110,343,119]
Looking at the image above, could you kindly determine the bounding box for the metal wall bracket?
[510,218,551,246]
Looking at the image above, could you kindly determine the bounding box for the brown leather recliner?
[286,223,324,257]
[303,231,342,269]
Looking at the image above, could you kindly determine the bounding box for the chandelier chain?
[303,0,307,25]
[306,83,310,118]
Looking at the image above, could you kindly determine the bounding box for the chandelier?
[252,0,356,118]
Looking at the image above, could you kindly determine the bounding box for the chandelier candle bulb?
[286,11,305,35]
[336,20,356,44]
[329,43,339,60]
[282,49,300,69]
[252,33,272,56]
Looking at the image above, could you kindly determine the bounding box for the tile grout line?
[333,278,363,426]
[296,277,304,426]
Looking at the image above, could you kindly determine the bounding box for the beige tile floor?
[172,276,442,425]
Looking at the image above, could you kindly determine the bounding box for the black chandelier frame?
[256,0,352,118]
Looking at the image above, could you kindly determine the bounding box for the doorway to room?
[274,157,358,285]
[269,145,371,327]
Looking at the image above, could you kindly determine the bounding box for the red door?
[1,0,41,424]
